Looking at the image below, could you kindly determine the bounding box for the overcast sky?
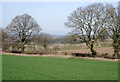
[2,2,118,35]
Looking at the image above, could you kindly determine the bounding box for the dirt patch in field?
[56,47,115,56]
[57,47,113,54]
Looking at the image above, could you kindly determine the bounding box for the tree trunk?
[43,45,47,50]
[113,39,119,58]
[90,44,97,56]
[21,42,25,52]
[113,47,119,58]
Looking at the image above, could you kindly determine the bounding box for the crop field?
[2,55,118,80]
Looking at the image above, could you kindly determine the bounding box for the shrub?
[24,50,52,55]
[72,53,92,57]
[4,50,22,53]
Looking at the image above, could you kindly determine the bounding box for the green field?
[2,55,118,80]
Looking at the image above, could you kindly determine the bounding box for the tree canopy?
[65,3,115,55]
[6,14,41,51]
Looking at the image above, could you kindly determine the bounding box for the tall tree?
[65,3,111,56]
[107,5,120,57]
[6,14,41,52]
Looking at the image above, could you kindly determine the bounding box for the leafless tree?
[6,14,41,52]
[34,33,53,49]
[2,29,8,42]
[65,3,112,56]
[106,5,120,57]
[62,34,82,44]
[0,28,1,50]
[0,28,10,51]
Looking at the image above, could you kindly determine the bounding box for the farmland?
[1,2,120,81]
[2,55,118,80]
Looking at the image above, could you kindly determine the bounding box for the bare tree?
[0,28,2,51]
[6,14,41,52]
[65,3,111,56]
[34,33,53,49]
[62,34,82,44]
[1,29,8,42]
[0,28,10,51]
[106,5,120,57]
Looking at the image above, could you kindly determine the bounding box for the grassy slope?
[2,55,118,80]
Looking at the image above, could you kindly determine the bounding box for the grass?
[2,55,118,80]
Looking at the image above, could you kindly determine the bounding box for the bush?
[24,50,52,55]
[71,52,118,59]
[4,50,22,53]
[62,52,73,56]
[72,53,92,57]
[24,51,39,54]
[2,42,11,51]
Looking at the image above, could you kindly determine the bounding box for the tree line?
[1,2,120,57]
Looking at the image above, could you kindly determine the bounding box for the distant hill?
[50,34,66,39]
